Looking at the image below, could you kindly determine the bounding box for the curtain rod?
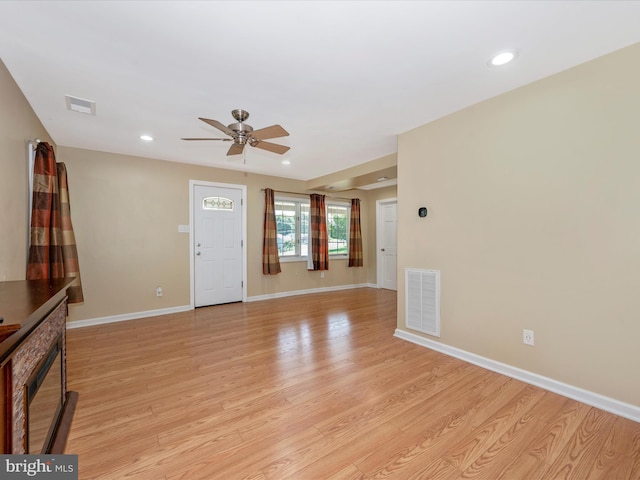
[261,188,353,202]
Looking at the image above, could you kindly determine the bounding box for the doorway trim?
[189,179,248,309]
[376,197,397,289]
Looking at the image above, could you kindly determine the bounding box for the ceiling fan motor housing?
[183,109,290,155]
[228,122,254,134]
[229,122,254,144]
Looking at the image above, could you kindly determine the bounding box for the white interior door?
[193,184,243,307]
[377,199,397,290]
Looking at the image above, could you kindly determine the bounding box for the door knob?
[196,251,201,256]
[197,243,201,247]
[381,248,385,252]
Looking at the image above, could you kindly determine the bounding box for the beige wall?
[58,147,390,322]
[364,185,398,278]
[0,60,54,281]
[397,43,640,406]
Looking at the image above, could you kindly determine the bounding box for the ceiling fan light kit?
[182,109,290,156]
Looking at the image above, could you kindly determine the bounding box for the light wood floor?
[66,288,640,480]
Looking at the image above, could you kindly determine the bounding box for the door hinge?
[241,280,244,288]
[241,198,244,206]
[241,239,243,247]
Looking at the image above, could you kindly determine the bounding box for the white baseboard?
[394,328,640,424]
[246,283,377,302]
[65,284,378,328]
[66,305,191,329]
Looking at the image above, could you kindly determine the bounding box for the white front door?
[193,184,243,307]
[377,199,397,290]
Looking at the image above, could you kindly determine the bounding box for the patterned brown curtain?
[262,188,281,275]
[27,142,84,303]
[308,193,329,271]
[348,198,363,267]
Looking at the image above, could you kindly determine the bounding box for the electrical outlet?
[156,287,163,297]
[320,272,325,278]
[523,329,534,346]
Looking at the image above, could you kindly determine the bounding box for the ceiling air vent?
[65,95,96,115]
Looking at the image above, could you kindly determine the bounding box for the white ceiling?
[1,1,638,181]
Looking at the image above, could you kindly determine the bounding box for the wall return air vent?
[405,268,440,337]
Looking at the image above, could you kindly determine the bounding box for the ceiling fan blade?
[181,137,232,141]
[253,140,290,155]
[251,124,289,140]
[199,117,235,136]
[227,143,245,156]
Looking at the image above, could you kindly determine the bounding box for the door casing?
[376,197,398,290]
[189,179,247,308]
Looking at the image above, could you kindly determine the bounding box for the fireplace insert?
[24,337,63,453]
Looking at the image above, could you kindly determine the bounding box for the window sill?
[279,256,306,263]
[278,255,348,263]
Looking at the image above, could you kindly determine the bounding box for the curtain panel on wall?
[27,142,84,303]
[308,193,329,271]
[262,188,281,275]
[348,198,363,267]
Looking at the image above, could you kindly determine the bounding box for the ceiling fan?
[182,109,290,156]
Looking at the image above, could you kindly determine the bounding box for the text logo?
[0,455,78,479]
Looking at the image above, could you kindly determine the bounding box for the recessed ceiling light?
[489,50,518,67]
[377,176,388,182]
[140,134,153,141]
[281,160,290,165]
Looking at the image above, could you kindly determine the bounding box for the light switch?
[178,225,190,233]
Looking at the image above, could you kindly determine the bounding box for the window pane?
[300,203,309,257]
[275,201,297,256]
[203,196,233,211]
[327,205,348,255]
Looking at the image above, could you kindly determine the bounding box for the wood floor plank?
[495,452,549,480]
[277,422,404,480]
[630,455,640,480]
[538,407,617,480]
[444,385,546,470]
[399,457,460,480]
[608,416,640,456]
[581,415,640,480]
[388,365,498,432]
[355,367,491,475]
[64,288,640,480]
[526,399,593,466]
[170,427,323,480]
[457,413,547,479]
[314,358,468,441]
[354,377,530,479]
[324,464,365,480]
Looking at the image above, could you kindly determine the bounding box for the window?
[274,197,349,261]
[327,204,348,255]
[203,196,234,211]
[274,199,309,258]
